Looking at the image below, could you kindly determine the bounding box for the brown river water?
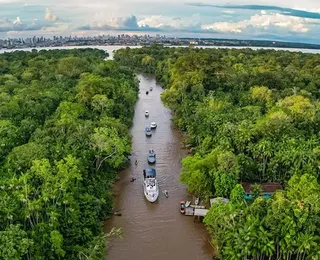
[104,74,213,260]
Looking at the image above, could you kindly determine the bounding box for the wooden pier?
[184,206,209,221]
[185,207,194,216]
[193,208,209,222]
[182,197,209,221]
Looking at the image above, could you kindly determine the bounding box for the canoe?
[180,201,185,214]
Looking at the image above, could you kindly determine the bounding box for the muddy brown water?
[104,74,213,260]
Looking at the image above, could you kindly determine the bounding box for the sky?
[0,0,320,43]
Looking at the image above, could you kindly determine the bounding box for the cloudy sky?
[0,0,320,43]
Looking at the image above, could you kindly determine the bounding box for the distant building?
[189,40,198,45]
[241,182,283,200]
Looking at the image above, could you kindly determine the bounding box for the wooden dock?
[185,207,194,216]
[182,197,209,221]
[184,207,209,217]
[189,205,206,209]
[194,208,209,216]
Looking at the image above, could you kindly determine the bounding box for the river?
[1,45,320,57]
[104,74,213,260]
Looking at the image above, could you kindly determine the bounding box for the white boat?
[150,122,157,129]
[195,197,199,205]
[143,168,159,203]
[163,190,169,198]
[185,201,191,207]
[145,110,149,117]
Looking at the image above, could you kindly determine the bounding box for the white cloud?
[43,22,69,32]
[137,15,201,30]
[202,13,310,33]
[83,15,139,30]
[45,8,59,22]
[0,17,43,32]
[138,16,164,28]
[13,17,22,25]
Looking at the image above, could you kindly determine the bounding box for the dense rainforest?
[114,46,320,259]
[0,49,138,259]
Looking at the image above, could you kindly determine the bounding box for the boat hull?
[143,180,159,203]
[147,154,156,164]
[144,191,159,203]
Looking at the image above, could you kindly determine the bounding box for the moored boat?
[150,122,157,129]
[145,126,152,137]
[143,168,159,203]
[147,149,156,164]
[180,201,185,214]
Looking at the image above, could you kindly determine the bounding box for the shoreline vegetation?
[114,46,320,259]
[1,37,320,52]
[0,48,139,259]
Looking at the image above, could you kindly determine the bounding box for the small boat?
[130,177,136,182]
[150,122,157,129]
[145,110,149,117]
[163,190,169,198]
[180,201,186,214]
[145,127,152,137]
[147,150,156,164]
[143,168,159,203]
[146,91,149,95]
[149,87,153,91]
[195,197,199,205]
[185,201,191,207]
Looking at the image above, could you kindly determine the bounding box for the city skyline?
[0,0,320,43]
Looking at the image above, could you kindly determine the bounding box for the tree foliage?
[115,45,320,259]
[0,48,138,259]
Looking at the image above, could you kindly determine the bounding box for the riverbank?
[1,45,320,56]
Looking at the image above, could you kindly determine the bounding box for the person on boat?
[135,160,138,166]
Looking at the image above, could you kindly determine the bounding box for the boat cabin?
[143,168,156,179]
